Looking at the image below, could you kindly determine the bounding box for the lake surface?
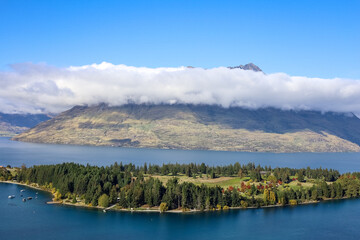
[1,137,360,239]
[1,182,360,240]
[1,137,360,172]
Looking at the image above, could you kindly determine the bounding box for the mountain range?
[0,113,51,137]
[12,104,360,152]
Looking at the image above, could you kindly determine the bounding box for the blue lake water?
[1,182,360,240]
[1,137,360,239]
[1,137,360,173]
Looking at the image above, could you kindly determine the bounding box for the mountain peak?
[228,63,262,72]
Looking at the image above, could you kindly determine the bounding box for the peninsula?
[1,162,359,213]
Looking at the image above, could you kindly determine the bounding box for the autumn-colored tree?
[240,200,248,208]
[269,191,276,205]
[268,175,277,184]
[263,188,270,205]
[160,202,168,213]
[54,190,62,201]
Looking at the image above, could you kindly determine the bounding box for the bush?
[223,205,229,210]
[182,207,190,212]
[241,200,248,208]
[98,194,110,208]
[159,202,168,213]
[72,195,77,204]
[289,199,297,206]
[54,190,62,201]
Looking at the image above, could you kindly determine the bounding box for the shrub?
[159,202,168,213]
[54,190,62,201]
[223,205,229,210]
[182,207,190,212]
[241,200,248,208]
[289,199,297,206]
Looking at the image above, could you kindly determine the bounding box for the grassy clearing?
[276,180,314,191]
[147,173,316,193]
[147,174,249,188]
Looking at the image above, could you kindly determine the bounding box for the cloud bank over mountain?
[1,62,360,115]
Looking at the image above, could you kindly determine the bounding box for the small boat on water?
[20,189,25,192]
[8,195,15,199]
[22,198,26,202]
[27,197,33,200]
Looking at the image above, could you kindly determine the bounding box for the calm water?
[1,137,360,239]
[1,137,360,173]
[1,183,360,240]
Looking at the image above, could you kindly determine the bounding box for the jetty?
[103,204,117,212]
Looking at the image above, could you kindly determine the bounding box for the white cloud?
[1,62,360,115]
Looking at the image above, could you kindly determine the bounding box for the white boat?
[8,195,15,199]
[20,189,25,192]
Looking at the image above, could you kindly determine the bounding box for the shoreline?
[9,137,360,154]
[1,180,353,214]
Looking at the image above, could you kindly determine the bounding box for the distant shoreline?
[10,137,360,153]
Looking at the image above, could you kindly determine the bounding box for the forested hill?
[0,112,51,137]
[13,104,360,152]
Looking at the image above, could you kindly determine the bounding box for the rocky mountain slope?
[0,113,51,137]
[12,104,360,152]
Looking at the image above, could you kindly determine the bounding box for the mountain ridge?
[0,113,51,137]
[12,104,360,152]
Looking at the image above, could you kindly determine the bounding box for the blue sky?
[1,0,359,78]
